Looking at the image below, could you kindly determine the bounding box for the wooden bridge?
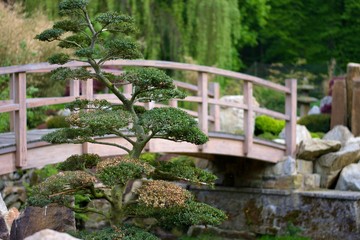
[0,60,297,175]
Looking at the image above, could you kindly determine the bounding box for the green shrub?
[255,115,285,136]
[258,132,278,140]
[297,114,330,133]
[46,115,70,128]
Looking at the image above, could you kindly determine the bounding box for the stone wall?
[191,187,360,239]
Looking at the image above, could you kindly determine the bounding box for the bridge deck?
[0,129,286,175]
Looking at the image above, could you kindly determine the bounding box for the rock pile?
[297,125,360,189]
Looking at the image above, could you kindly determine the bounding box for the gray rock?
[296,159,313,174]
[335,163,360,191]
[24,229,80,240]
[308,106,320,115]
[0,215,9,240]
[219,95,259,134]
[264,156,297,177]
[315,141,360,188]
[303,174,321,189]
[0,193,8,216]
[10,205,75,240]
[279,125,312,144]
[323,125,354,147]
[297,139,341,161]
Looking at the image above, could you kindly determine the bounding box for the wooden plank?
[14,72,27,167]
[9,74,15,131]
[346,63,360,128]
[69,80,80,97]
[0,104,19,113]
[197,72,208,134]
[331,80,347,128]
[254,107,289,121]
[0,60,290,93]
[209,82,220,131]
[351,79,360,136]
[285,79,297,156]
[208,99,248,109]
[82,78,94,99]
[26,96,78,108]
[243,81,254,156]
[173,80,198,92]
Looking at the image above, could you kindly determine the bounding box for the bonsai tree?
[28,0,226,238]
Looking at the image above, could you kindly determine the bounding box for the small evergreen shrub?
[255,115,285,136]
[297,114,330,133]
[46,115,70,128]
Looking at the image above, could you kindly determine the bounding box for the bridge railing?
[0,60,297,168]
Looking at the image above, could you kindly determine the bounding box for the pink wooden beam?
[14,72,27,167]
[197,72,208,134]
[244,81,254,156]
[209,82,220,131]
[285,79,297,156]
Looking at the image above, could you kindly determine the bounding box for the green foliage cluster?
[297,114,331,133]
[46,116,70,128]
[125,201,227,231]
[57,153,100,171]
[255,115,285,138]
[153,156,217,185]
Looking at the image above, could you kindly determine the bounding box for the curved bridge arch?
[0,60,297,174]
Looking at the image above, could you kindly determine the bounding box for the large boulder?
[323,125,354,147]
[279,125,312,144]
[335,163,360,191]
[219,95,259,134]
[314,138,360,188]
[10,204,75,240]
[24,229,80,240]
[297,139,341,161]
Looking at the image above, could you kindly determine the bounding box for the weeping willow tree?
[15,0,269,72]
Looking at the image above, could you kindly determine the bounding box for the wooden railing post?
[81,79,94,100]
[209,82,220,131]
[123,83,132,97]
[351,79,360,136]
[9,74,16,131]
[285,79,297,156]
[69,79,80,97]
[331,80,347,128]
[14,72,27,167]
[243,81,253,156]
[80,79,94,154]
[197,72,208,134]
[346,63,360,129]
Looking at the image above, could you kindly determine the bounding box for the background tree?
[28,0,226,238]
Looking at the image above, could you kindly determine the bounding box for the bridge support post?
[14,72,27,167]
[209,82,220,131]
[198,72,208,134]
[331,80,347,129]
[285,79,297,156]
[351,79,360,136]
[244,81,253,156]
[346,63,360,129]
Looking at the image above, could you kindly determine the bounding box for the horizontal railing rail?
[0,60,297,169]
